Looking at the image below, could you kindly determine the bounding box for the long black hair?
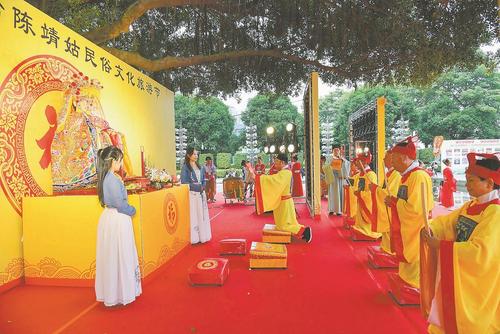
[97,146,123,207]
[184,146,200,171]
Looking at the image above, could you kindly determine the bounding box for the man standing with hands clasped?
[384,136,434,289]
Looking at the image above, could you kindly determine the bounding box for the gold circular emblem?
[196,259,218,270]
[0,55,78,215]
[163,192,178,234]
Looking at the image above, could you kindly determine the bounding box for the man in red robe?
[440,158,455,208]
[255,156,266,175]
[290,154,304,197]
[268,155,278,175]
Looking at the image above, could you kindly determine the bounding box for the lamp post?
[320,120,334,156]
[243,125,259,164]
[285,122,298,154]
[264,126,275,157]
[175,127,187,169]
[391,117,410,144]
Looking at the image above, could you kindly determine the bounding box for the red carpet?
[0,195,433,334]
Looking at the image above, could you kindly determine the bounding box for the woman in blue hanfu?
[181,147,212,244]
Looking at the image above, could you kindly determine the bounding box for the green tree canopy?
[319,90,344,125]
[415,65,500,144]
[174,95,235,153]
[318,65,500,149]
[319,86,412,147]
[241,94,303,149]
[31,0,498,96]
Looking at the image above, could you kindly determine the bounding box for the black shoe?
[328,212,334,216]
[302,227,312,243]
[336,212,342,216]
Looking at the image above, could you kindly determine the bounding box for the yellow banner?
[22,186,190,285]
[0,0,175,290]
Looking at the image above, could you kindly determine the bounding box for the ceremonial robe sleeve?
[341,159,350,180]
[365,170,378,187]
[387,172,401,197]
[395,171,434,262]
[254,171,290,214]
[104,174,136,216]
[180,164,202,192]
[372,184,389,231]
[396,172,434,215]
[371,172,400,231]
[323,164,334,185]
[429,206,463,241]
[440,205,500,334]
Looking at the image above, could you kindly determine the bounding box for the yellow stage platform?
[22,186,190,287]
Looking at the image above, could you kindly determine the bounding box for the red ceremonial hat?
[391,136,417,160]
[356,151,372,165]
[465,152,500,185]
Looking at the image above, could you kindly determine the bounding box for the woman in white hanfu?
[181,147,212,244]
[95,146,142,307]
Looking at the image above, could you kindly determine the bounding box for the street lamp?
[391,117,410,144]
[243,124,259,164]
[320,120,335,157]
[175,127,188,169]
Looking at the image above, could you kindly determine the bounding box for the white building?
[440,139,500,177]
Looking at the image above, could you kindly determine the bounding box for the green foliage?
[228,133,245,154]
[198,153,213,164]
[216,169,229,178]
[297,152,304,163]
[174,94,235,153]
[260,154,271,165]
[319,90,344,125]
[319,85,409,147]
[319,65,500,150]
[417,148,435,164]
[34,1,498,96]
[233,152,247,166]
[28,0,120,33]
[216,153,232,169]
[241,94,303,149]
[414,65,500,145]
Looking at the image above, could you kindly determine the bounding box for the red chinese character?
[36,105,57,169]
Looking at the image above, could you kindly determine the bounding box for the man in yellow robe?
[352,151,382,239]
[384,136,434,288]
[422,152,499,334]
[253,153,312,243]
[343,163,360,226]
[369,150,402,254]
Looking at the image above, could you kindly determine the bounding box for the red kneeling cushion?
[351,229,379,241]
[367,246,398,269]
[188,258,229,286]
[387,272,420,305]
[219,239,247,255]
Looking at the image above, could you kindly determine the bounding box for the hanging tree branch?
[102,47,348,75]
[85,0,220,44]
